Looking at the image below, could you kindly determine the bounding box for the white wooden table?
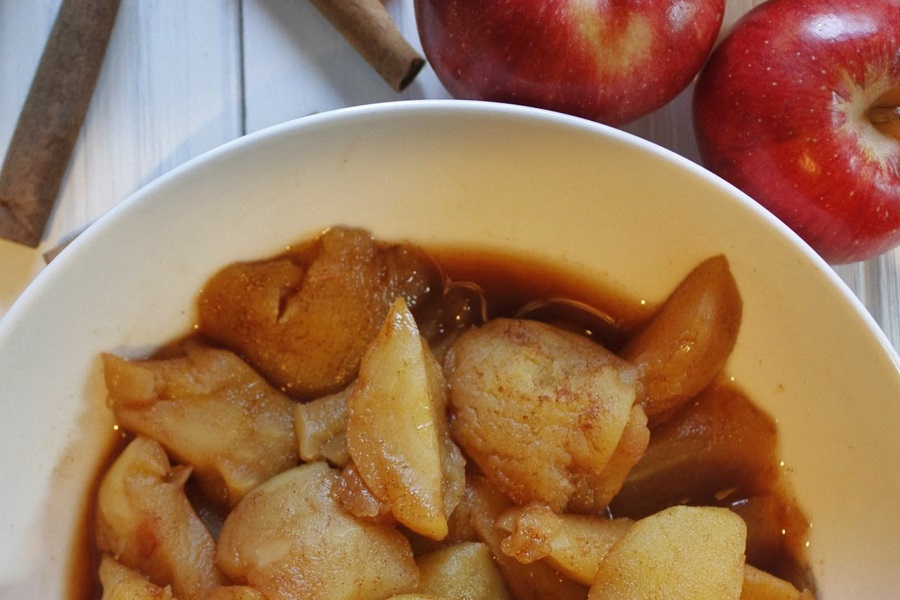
[2,0,898,355]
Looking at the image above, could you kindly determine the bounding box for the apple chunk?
[347,296,463,540]
[495,503,633,586]
[94,437,226,600]
[463,475,589,600]
[416,541,513,600]
[197,227,441,398]
[741,564,815,600]
[102,342,299,508]
[98,555,175,599]
[619,254,742,425]
[294,385,351,466]
[589,505,746,599]
[445,317,639,513]
[610,382,778,520]
[216,462,417,600]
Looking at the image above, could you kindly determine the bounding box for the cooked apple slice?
[445,317,639,513]
[197,227,442,399]
[416,541,513,600]
[569,404,649,513]
[98,555,175,599]
[741,564,816,600]
[611,382,778,520]
[95,437,226,600]
[216,462,417,600]
[103,342,298,508]
[496,503,633,586]
[589,505,746,600]
[336,460,394,523]
[203,588,267,600]
[294,384,351,466]
[464,475,590,600]
[347,296,464,540]
[620,255,742,424]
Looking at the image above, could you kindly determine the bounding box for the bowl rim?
[9,100,899,369]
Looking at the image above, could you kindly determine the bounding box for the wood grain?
[0,0,120,247]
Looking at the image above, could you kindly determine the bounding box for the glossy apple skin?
[415,0,724,126]
[693,0,900,264]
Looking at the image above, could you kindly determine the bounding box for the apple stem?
[869,106,900,124]
[870,105,900,141]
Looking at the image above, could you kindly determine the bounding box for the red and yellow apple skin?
[415,0,725,126]
[693,0,900,264]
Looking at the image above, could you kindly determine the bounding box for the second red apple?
[693,0,900,264]
[414,0,725,126]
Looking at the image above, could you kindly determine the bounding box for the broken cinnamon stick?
[310,0,425,92]
[0,0,121,248]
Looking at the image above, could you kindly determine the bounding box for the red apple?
[693,0,900,264]
[415,0,725,126]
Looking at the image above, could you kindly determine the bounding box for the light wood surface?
[1,0,898,354]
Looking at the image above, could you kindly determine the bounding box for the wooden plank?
[835,253,900,353]
[0,2,63,167]
[241,0,448,134]
[0,0,65,313]
[44,0,245,245]
[0,0,244,315]
[0,0,121,248]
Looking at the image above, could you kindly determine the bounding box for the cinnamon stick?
[0,0,121,248]
[310,0,425,92]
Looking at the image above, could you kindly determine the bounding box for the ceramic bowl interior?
[1,100,898,598]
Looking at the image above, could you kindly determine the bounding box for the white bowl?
[1,100,898,598]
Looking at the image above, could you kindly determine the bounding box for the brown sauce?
[71,242,814,599]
